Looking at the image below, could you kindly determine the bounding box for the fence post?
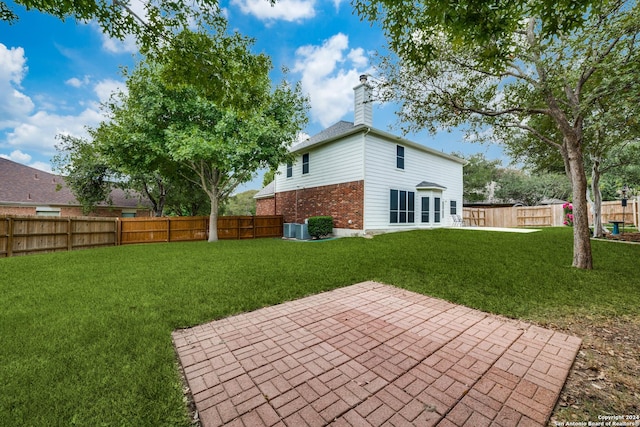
[67,218,73,251]
[7,217,13,258]
[167,217,171,242]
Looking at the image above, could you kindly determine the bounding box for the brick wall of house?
[0,205,151,217]
[0,206,35,216]
[274,180,364,229]
[255,198,276,216]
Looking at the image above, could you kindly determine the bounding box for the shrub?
[307,216,333,239]
[563,202,574,226]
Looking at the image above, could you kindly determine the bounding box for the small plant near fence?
[563,203,574,226]
[307,216,333,239]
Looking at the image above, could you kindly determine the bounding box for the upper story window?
[286,162,293,178]
[302,153,310,174]
[450,200,457,215]
[396,145,405,169]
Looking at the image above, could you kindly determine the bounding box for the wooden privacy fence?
[118,215,283,244]
[216,215,283,240]
[119,216,209,245]
[0,216,117,257]
[1,215,283,257]
[463,199,639,228]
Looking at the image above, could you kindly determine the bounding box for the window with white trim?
[396,145,405,169]
[421,197,430,223]
[302,153,309,174]
[390,189,415,223]
[286,162,293,178]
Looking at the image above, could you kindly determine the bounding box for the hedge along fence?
[0,215,284,257]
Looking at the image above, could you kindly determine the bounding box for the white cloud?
[66,77,83,88]
[0,44,35,129]
[93,78,126,104]
[101,33,138,54]
[0,149,31,163]
[5,108,103,155]
[232,0,315,22]
[293,33,372,127]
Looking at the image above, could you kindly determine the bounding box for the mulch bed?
[601,232,640,243]
[547,316,640,425]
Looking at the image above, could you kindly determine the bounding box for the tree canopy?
[354,0,603,66]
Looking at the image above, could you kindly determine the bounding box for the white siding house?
[255,75,465,236]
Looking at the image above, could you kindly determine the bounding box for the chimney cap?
[359,74,368,84]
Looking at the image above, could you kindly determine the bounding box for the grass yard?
[0,227,638,426]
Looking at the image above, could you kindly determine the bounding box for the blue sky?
[1,0,506,191]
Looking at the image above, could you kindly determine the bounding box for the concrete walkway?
[172,282,581,427]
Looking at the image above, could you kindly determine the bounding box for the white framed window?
[36,207,60,217]
[396,145,405,169]
[390,189,415,223]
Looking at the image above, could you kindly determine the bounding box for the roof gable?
[289,121,466,165]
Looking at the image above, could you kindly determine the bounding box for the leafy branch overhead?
[2,0,275,53]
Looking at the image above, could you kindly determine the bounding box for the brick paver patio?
[172,281,581,426]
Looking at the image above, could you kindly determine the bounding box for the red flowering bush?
[563,202,574,226]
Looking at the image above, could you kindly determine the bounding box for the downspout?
[362,127,370,234]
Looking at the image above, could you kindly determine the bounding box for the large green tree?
[494,170,571,206]
[365,0,640,269]
[98,29,307,241]
[456,153,502,203]
[53,135,112,215]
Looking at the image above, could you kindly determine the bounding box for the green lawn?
[1,227,638,426]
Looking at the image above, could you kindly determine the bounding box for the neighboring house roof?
[254,180,275,199]
[290,120,466,165]
[0,157,149,209]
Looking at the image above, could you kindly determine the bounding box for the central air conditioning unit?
[283,223,296,238]
[295,223,310,240]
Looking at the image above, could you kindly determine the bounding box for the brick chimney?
[353,74,372,127]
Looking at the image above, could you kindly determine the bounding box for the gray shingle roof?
[254,180,275,199]
[290,121,358,152]
[0,157,149,208]
[416,181,447,190]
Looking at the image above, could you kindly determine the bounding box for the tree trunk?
[591,158,605,238]
[208,192,219,242]
[566,142,593,269]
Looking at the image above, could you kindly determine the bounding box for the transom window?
[396,145,405,169]
[390,189,415,223]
